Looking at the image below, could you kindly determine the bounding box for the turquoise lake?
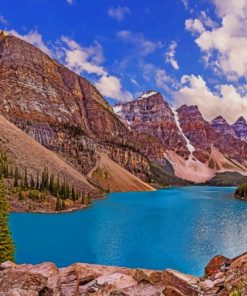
[9,186,247,276]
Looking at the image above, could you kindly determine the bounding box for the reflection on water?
[10,186,247,276]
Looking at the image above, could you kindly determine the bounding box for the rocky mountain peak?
[232,116,247,142]
[211,115,228,124]
[234,116,247,125]
[113,93,190,159]
[211,115,237,138]
[138,90,159,100]
[176,104,203,120]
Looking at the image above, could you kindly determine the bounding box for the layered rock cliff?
[233,116,247,142]
[114,91,190,160]
[1,252,247,295]
[0,34,152,188]
[114,93,247,183]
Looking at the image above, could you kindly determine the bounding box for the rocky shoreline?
[1,252,247,295]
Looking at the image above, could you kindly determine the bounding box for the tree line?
[0,152,92,211]
[0,179,15,263]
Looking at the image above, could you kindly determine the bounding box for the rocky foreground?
[0,253,247,295]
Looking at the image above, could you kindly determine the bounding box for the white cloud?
[165,41,179,70]
[60,36,132,102]
[8,29,51,56]
[95,75,133,102]
[108,6,130,21]
[186,1,247,81]
[0,15,9,26]
[214,0,247,18]
[185,19,205,34]
[117,30,162,56]
[156,69,179,94]
[199,11,217,29]
[61,36,106,76]
[140,62,179,94]
[173,75,247,123]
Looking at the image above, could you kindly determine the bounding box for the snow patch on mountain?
[172,108,195,158]
[113,104,131,129]
[138,91,158,100]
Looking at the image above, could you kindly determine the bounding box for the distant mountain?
[233,116,247,142]
[114,91,247,183]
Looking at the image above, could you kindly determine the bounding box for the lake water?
[10,186,247,276]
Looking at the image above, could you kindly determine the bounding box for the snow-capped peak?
[138,90,158,100]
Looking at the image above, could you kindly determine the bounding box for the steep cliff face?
[175,105,247,166]
[0,34,150,181]
[176,105,212,163]
[115,95,247,182]
[233,116,247,142]
[114,91,190,159]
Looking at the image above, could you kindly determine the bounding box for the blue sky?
[1,0,247,123]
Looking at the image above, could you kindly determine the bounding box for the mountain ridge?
[114,91,247,183]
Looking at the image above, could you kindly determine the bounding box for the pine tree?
[35,171,40,190]
[71,185,76,201]
[0,179,15,263]
[18,190,24,201]
[24,167,28,189]
[14,167,19,187]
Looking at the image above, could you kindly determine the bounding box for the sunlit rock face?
[115,94,247,182]
[114,91,190,160]
[0,34,151,181]
[1,252,247,295]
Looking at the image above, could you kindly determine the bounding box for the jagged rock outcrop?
[1,252,247,295]
[115,96,247,183]
[114,91,190,160]
[0,34,151,185]
[211,116,237,138]
[233,116,247,142]
[177,105,247,166]
[176,105,212,163]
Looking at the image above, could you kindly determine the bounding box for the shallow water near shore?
[9,186,247,276]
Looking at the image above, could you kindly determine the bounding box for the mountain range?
[0,32,247,211]
[114,91,247,184]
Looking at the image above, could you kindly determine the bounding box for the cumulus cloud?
[165,41,179,70]
[8,29,51,56]
[185,12,217,35]
[95,75,133,102]
[173,75,247,123]
[60,36,106,76]
[108,6,130,21]
[117,30,162,56]
[0,15,9,26]
[186,1,247,81]
[185,19,205,34]
[60,36,132,102]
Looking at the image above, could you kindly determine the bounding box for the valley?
[0,31,247,296]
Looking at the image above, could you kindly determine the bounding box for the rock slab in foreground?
[0,253,247,295]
